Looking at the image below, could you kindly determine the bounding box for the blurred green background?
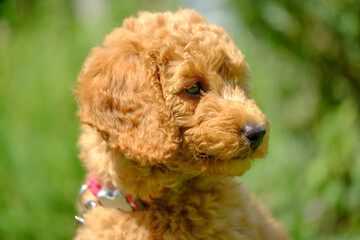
[0,0,359,239]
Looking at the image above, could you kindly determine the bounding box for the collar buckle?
[97,188,133,211]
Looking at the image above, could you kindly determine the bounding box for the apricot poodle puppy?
[74,9,289,240]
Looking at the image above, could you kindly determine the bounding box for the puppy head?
[76,9,268,177]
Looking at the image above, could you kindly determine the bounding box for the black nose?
[243,124,266,150]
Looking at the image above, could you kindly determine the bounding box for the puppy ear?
[76,47,180,165]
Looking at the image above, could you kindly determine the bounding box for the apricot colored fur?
[74,9,289,240]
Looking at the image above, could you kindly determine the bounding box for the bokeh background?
[0,0,359,239]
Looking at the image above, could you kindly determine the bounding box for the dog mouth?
[195,150,252,162]
[229,152,251,161]
[190,149,255,177]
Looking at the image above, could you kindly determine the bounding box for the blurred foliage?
[0,0,359,239]
[230,0,360,107]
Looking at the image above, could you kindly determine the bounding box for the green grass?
[0,5,83,239]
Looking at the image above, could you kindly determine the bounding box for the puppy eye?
[185,82,202,96]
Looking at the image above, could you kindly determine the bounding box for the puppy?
[74,9,289,240]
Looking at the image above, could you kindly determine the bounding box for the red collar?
[79,175,148,212]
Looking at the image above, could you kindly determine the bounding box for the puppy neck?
[78,125,189,202]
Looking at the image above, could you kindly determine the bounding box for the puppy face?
[159,33,269,176]
[76,9,269,178]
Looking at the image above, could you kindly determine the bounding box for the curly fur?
[74,9,289,240]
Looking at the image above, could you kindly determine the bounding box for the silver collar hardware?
[75,182,135,225]
[75,183,99,225]
[97,188,133,211]
[74,215,85,225]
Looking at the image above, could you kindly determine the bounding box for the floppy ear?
[76,46,180,165]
